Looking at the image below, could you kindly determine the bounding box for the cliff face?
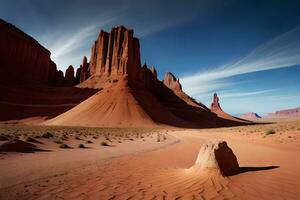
[0,19,51,84]
[0,19,78,87]
[89,26,141,80]
[266,107,300,119]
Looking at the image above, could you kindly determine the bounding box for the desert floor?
[0,121,299,199]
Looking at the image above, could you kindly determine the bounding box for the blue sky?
[1,0,300,115]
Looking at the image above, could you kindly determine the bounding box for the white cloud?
[180,26,300,98]
[220,89,277,98]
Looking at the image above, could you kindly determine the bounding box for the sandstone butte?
[0,18,250,127]
[240,112,262,121]
[210,93,249,122]
[266,107,300,118]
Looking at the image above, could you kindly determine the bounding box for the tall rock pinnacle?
[89,26,141,80]
[210,93,223,112]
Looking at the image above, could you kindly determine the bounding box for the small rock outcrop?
[193,140,240,176]
[80,56,90,82]
[64,65,75,86]
[210,93,223,112]
[163,72,182,92]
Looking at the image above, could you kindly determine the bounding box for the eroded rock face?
[194,140,239,176]
[64,65,75,86]
[140,64,157,91]
[80,56,90,82]
[163,72,182,92]
[211,93,222,112]
[0,19,78,87]
[89,26,141,79]
[0,19,51,84]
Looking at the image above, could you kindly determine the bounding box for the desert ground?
[0,121,299,200]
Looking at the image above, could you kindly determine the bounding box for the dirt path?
[1,129,299,199]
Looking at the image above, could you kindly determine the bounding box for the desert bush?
[86,140,93,144]
[265,129,276,135]
[75,136,81,140]
[42,132,53,138]
[101,141,109,146]
[78,144,86,148]
[59,143,70,148]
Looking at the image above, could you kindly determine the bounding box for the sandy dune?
[0,124,299,200]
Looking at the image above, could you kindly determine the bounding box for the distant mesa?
[240,112,262,121]
[265,107,300,119]
[0,18,250,128]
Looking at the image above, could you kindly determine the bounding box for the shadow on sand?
[229,166,279,176]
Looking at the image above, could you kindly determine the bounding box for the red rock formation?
[0,19,78,87]
[0,19,51,85]
[56,70,64,86]
[266,107,300,119]
[140,64,157,91]
[275,107,300,115]
[163,72,182,92]
[64,65,75,86]
[80,56,90,82]
[74,67,82,85]
[150,66,158,79]
[211,93,223,112]
[88,26,141,80]
[240,112,261,121]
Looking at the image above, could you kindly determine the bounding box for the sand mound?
[45,79,185,127]
[0,139,42,153]
[193,140,239,176]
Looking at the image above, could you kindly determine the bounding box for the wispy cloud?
[180,26,300,97]
[220,89,277,98]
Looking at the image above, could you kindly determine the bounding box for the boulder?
[194,140,239,176]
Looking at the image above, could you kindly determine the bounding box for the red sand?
[0,128,299,199]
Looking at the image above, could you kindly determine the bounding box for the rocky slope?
[47,26,248,127]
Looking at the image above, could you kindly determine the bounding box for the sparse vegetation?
[59,143,70,148]
[265,129,276,135]
[86,140,93,143]
[42,132,53,138]
[54,140,63,144]
[78,143,86,148]
[101,141,109,146]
